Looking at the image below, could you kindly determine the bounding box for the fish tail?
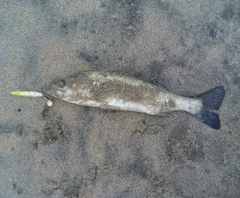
[193,86,225,129]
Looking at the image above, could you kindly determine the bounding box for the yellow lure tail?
[11,90,44,97]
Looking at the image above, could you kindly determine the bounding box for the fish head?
[44,78,72,99]
[43,72,91,102]
[44,73,85,101]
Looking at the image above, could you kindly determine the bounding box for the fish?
[43,71,225,129]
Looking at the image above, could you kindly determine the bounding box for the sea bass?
[43,71,225,129]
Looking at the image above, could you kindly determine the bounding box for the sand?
[0,0,240,197]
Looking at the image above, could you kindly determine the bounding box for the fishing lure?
[11,90,44,97]
[11,90,53,106]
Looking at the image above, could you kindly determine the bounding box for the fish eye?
[58,80,66,88]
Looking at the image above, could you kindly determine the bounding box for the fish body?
[44,71,225,129]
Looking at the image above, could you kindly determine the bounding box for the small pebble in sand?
[47,100,53,107]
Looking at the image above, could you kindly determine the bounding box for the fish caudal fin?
[194,86,225,129]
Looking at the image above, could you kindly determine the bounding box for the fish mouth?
[42,84,60,98]
[42,92,55,101]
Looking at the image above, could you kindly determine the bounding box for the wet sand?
[0,0,240,197]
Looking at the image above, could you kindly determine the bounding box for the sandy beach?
[0,0,240,197]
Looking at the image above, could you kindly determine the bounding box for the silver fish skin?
[44,71,225,129]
